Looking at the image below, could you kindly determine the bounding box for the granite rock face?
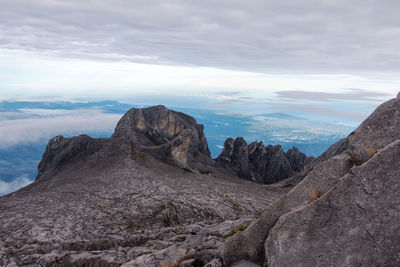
[113,105,213,172]
[216,137,253,179]
[265,140,400,266]
[285,146,307,172]
[113,105,209,154]
[36,134,106,181]
[36,105,214,180]
[217,138,308,184]
[220,95,400,266]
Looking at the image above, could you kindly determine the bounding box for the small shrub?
[349,153,362,166]
[309,183,324,202]
[222,224,246,239]
[367,147,378,156]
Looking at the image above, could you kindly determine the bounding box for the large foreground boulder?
[220,94,400,266]
[265,140,400,266]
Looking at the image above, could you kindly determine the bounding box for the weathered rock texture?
[2,95,400,266]
[217,138,308,184]
[220,95,400,266]
[266,140,400,266]
[112,105,212,172]
[0,105,288,267]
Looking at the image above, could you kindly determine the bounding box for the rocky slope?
[220,94,400,266]
[216,137,310,184]
[1,95,400,267]
[0,105,288,267]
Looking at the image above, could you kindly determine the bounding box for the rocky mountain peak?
[285,146,308,172]
[36,134,106,181]
[35,106,214,182]
[113,105,210,156]
[217,137,309,184]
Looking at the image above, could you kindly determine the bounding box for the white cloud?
[2,1,400,73]
[0,175,33,196]
[0,109,122,149]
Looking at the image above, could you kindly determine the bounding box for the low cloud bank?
[0,175,33,196]
[0,109,122,149]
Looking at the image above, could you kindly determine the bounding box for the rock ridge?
[216,137,309,184]
[36,105,214,181]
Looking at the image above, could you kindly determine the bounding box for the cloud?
[1,1,400,73]
[0,175,33,196]
[268,102,367,121]
[0,109,122,149]
[275,89,391,101]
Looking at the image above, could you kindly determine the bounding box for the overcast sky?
[1,0,399,122]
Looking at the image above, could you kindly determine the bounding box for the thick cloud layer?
[275,89,391,101]
[0,175,33,196]
[0,109,121,148]
[1,0,400,73]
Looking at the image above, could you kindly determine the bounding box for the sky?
[1,0,400,123]
[0,0,399,195]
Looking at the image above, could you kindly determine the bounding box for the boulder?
[220,95,400,266]
[265,140,400,266]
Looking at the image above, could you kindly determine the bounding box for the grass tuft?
[367,147,379,156]
[222,224,246,239]
[309,183,324,202]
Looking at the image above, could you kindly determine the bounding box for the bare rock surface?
[112,105,213,172]
[0,106,287,266]
[216,138,309,184]
[220,95,400,266]
[265,140,400,266]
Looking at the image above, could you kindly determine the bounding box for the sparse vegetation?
[222,224,247,239]
[171,253,195,267]
[349,153,362,166]
[367,148,378,156]
[309,183,324,202]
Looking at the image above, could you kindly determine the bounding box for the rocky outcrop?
[220,95,400,266]
[36,105,214,182]
[0,105,290,266]
[285,146,307,172]
[36,135,107,181]
[112,105,213,172]
[265,140,400,266]
[216,137,252,179]
[216,138,308,184]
